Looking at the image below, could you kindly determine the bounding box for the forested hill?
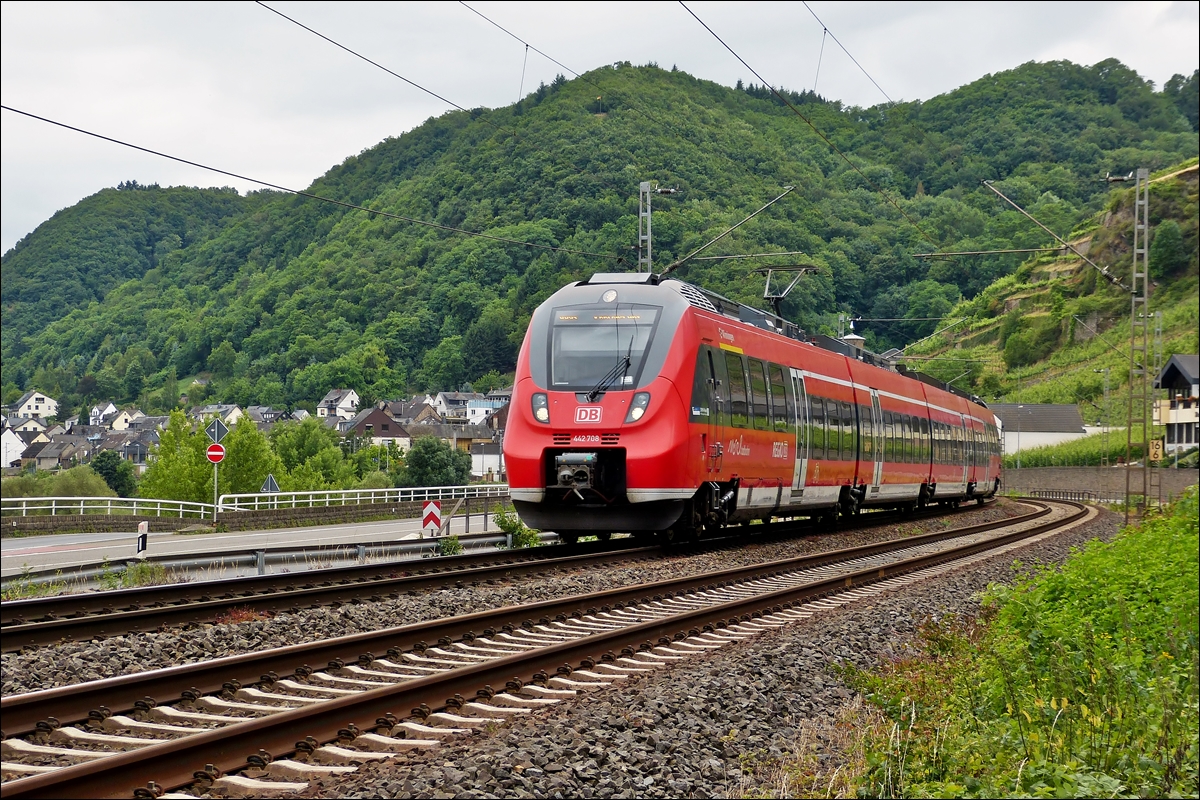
[1,184,256,354]
[2,59,1197,418]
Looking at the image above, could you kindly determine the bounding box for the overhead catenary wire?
[458,1,672,130]
[811,27,827,94]
[677,1,943,253]
[256,1,520,140]
[0,105,620,260]
[800,1,896,106]
[660,186,796,275]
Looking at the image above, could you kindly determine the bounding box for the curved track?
[0,500,1089,799]
[2,502,989,650]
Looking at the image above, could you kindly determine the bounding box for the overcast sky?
[2,1,1197,253]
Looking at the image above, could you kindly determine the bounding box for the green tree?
[138,410,211,504]
[208,341,237,379]
[1150,220,1188,277]
[270,417,341,471]
[51,466,116,497]
[395,436,472,487]
[90,450,137,497]
[1163,69,1199,131]
[419,336,466,391]
[221,417,284,495]
[123,359,144,402]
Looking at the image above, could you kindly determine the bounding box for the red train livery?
[504,273,1002,541]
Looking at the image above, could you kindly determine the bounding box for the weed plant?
[434,535,464,557]
[850,487,1199,797]
[0,566,68,600]
[493,504,540,549]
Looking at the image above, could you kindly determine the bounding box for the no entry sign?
[206,443,226,463]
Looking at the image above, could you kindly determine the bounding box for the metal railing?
[1025,489,1123,504]
[1,484,510,519]
[0,496,214,519]
[217,484,510,512]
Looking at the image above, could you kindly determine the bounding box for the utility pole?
[1113,167,1151,524]
[637,181,677,273]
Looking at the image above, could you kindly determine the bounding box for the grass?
[843,487,1199,798]
[0,566,69,600]
[98,558,170,590]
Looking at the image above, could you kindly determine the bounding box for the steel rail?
[1,500,1085,799]
[0,539,654,650]
[1,500,1043,735]
[2,500,988,648]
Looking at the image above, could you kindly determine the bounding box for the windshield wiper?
[586,355,630,402]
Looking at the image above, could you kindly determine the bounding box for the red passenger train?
[503,273,1002,542]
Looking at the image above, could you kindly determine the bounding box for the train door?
[869,391,883,492]
[702,348,724,473]
[790,370,809,493]
[958,414,968,487]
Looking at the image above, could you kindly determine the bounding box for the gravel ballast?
[288,507,1120,800]
[2,503,1026,694]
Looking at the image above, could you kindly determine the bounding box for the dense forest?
[2,59,1196,419]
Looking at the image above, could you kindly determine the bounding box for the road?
[1,511,500,579]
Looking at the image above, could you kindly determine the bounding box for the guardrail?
[1025,489,1123,504]
[1,484,510,520]
[0,496,215,519]
[218,483,509,512]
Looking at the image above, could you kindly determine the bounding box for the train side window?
[724,352,749,428]
[900,415,909,463]
[769,364,790,433]
[748,359,769,431]
[882,411,893,461]
[811,397,826,459]
[842,402,856,461]
[920,417,929,462]
[908,416,916,463]
[830,400,843,460]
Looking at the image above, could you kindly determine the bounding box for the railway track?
[2,501,988,651]
[0,500,1091,799]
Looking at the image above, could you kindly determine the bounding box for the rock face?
[293,509,1118,799]
[2,503,1024,694]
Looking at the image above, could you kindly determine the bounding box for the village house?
[14,391,58,420]
[188,404,244,426]
[991,404,1088,455]
[317,389,359,420]
[1155,354,1199,454]
[89,402,119,427]
[343,408,411,449]
[1,424,26,469]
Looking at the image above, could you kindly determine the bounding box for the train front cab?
[504,276,698,539]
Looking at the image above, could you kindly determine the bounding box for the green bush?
[851,487,1199,798]
[434,535,463,557]
[494,504,540,548]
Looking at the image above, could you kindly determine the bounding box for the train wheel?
[558,531,580,545]
[597,531,612,541]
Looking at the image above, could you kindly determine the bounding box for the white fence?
[1,496,215,519]
[218,484,510,512]
[1,484,510,519]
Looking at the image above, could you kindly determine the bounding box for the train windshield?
[550,304,661,391]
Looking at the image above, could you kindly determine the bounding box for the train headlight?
[625,392,651,423]
[531,393,550,423]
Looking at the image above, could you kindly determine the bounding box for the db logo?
[575,407,603,424]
